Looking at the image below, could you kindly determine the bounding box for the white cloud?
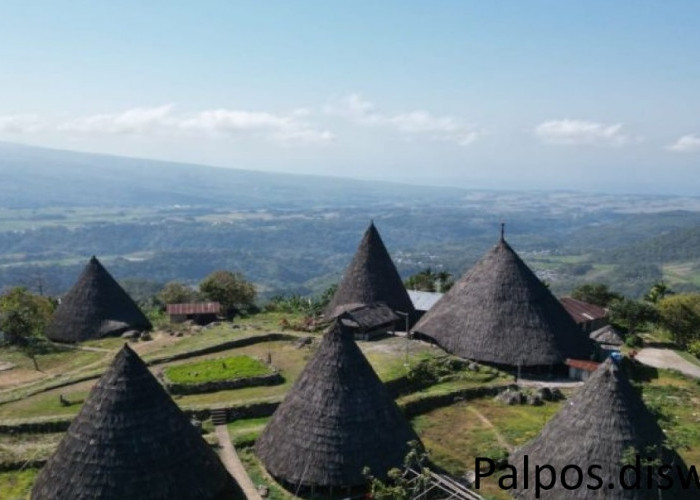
[58,105,175,134]
[535,119,631,146]
[2,105,333,145]
[667,134,700,153]
[0,114,45,134]
[325,94,479,146]
[177,109,333,143]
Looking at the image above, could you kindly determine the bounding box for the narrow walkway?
[215,424,263,500]
[636,348,700,379]
[465,407,513,453]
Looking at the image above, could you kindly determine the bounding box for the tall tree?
[0,287,54,370]
[607,298,658,335]
[199,271,256,319]
[570,283,622,307]
[158,281,200,306]
[644,281,674,304]
[657,293,700,348]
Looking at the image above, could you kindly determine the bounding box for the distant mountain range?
[2,141,700,300]
[0,142,465,209]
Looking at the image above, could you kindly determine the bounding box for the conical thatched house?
[510,358,697,499]
[255,318,419,493]
[325,222,415,324]
[412,235,591,367]
[31,344,243,500]
[46,256,152,342]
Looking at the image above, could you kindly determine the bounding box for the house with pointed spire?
[255,317,419,494]
[46,256,152,342]
[325,222,415,332]
[412,229,592,368]
[31,344,243,500]
[510,357,697,499]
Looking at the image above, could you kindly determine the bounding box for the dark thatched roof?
[590,324,625,346]
[255,318,419,489]
[325,222,415,320]
[337,302,399,331]
[46,256,152,342]
[511,358,697,499]
[412,238,592,367]
[31,344,243,500]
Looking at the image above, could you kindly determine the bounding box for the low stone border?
[147,333,298,365]
[165,371,284,395]
[399,384,515,418]
[0,459,47,472]
[0,417,72,434]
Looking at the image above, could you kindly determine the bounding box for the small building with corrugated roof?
[559,296,608,334]
[166,302,221,325]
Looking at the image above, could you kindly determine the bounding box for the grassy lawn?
[632,366,700,467]
[238,447,296,500]
[0,432,63,464]
[0,468,38,500]
[165,355,272,384]
[226,417,269,446]
[411,396,568,500]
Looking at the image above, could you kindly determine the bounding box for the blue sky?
[1,1,699,194]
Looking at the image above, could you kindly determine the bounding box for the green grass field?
[0,468,38,500]
[164,355,272,384]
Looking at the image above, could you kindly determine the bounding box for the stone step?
[211,408,228,426]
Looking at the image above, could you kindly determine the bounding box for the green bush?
[687,340,700,359]
[625,334,644,348]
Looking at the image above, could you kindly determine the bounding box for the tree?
[404,268,453,293]
[644,281,674,304]
[657,293,700,349]
[199,271,256,319]
[158,281,200,306]
[121,278,163,309]
[0,287,54,370]
[607,298,658,335]
[570,283,622,307]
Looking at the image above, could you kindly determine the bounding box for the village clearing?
[1,312,700,499]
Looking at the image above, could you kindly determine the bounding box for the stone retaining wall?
[165,372,284,395]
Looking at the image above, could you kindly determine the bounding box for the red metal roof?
[565,358,600,372]
[559,297,607,324]
[166,302,221,315]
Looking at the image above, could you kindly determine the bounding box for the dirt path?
[215,425,263,500]
[635,348,700,379]
[466,406,513,453]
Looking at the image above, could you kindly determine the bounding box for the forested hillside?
[2,142,700,301]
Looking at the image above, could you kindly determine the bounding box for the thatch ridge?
[46,256,152,342]
[255,318,419,489]
[412,238,592,366]
[325,222,415,320]
[511,358,696,499]
[31,344,243,500]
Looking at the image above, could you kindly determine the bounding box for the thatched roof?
[325,222,415,320]
[338,302,399,331]
[46,256,152,342]
[412,237,592,367]
[590,324,625,346]
[255,318,419,489]
[31,344,243,500]
[511,358,697,499]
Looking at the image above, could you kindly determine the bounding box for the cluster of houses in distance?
[27,222,697,499]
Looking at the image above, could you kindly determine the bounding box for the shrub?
[687,340,700,359]
[625,334,644,348]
